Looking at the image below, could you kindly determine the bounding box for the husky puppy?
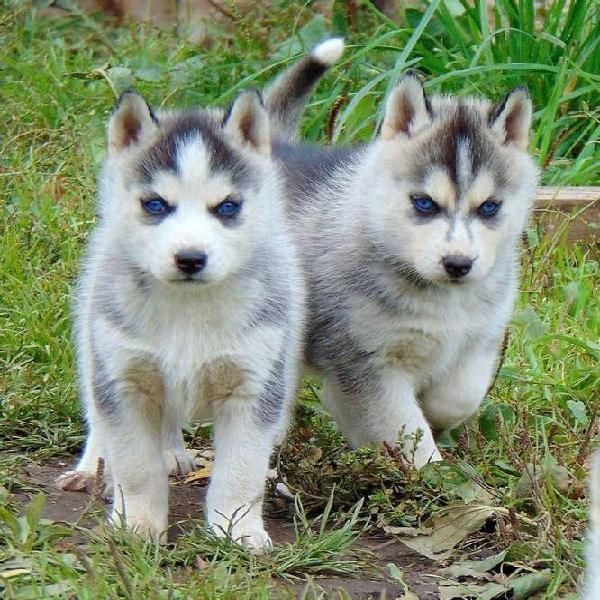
[58,39,344,546]
[56,88,306,548]
[586,451,600,598]
[273,72,539,467]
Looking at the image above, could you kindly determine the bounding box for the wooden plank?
[536,186,600,206]
[533,186,599,247]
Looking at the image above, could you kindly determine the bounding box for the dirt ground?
[15,460,440,599]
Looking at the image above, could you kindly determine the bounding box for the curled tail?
[586,451,600,599]
[264,38,345,142]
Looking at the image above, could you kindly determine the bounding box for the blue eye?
[142,197,171,215]
[477,200,501,218]
[215,198,242,218]
[411,194,439,215]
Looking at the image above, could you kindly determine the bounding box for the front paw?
[402,434,442,469]
[235,527,272,552]
[56,469,95,492]
[110,507,167,543]
[208,512,272,553]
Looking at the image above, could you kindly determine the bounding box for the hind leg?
[56,401,112,494]
[162,413,195,476]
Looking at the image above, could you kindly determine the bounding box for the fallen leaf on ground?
[437,550,507,579]
[0,568,31,579]
[438,580,508,600]
[510,570,551,599]
[384,525,433,537]
[396,504,509,561]
[184,465,212,484]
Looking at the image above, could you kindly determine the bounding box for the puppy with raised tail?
[271,60,539,467]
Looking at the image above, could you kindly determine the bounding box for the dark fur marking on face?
[137,112,252,186]
[210,202,244,229]
[406,103,504,199]
[477,213,503,230]
[215,214,243,228]
[433,103,490,187]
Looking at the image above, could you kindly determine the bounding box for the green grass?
[1,0,599,597]
[0,493,368,598]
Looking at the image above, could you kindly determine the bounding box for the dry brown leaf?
[397,504,509,561]
[184,465,212,484]
[0,568,31,579]
[384,525,433,537]
[438,580,508,600]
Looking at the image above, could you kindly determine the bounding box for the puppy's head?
[101,90,274,287]
[366,73,539,287]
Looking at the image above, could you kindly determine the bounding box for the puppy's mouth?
[169,275,206,284]
[445,276,469,285]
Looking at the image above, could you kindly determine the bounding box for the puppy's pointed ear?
[489,86,532,150]
[381,71,430,140]
[107,91,158,154]
[223,90,270,157]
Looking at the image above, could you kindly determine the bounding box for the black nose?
[175,250,207,275]
[442,254,473,278]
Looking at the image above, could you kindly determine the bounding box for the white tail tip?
[312,38,345,66]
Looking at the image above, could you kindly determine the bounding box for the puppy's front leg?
[326,365,441,468]
[421,340,499,431]
[373,367,441,467]
[101,364,169,542]
[206,377,285,552]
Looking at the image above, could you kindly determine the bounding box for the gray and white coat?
[274,72,539,466]
[58,90,305,549]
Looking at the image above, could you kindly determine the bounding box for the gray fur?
[137,111,252,187]
[255,346,288,425]
[91,342,119,417]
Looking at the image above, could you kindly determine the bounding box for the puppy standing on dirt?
[57,88,306,548]
[272,63,539,467]
[57,41,347,547]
